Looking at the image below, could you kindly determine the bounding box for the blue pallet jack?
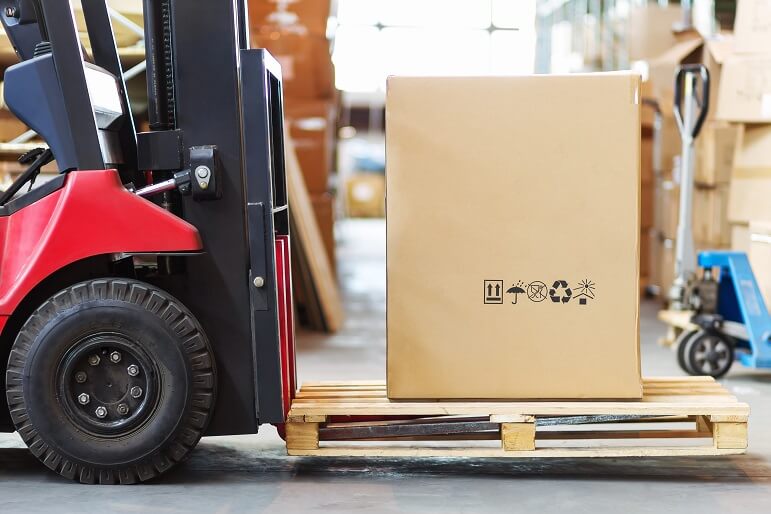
[675,251,771,377]
[663,64,771,377]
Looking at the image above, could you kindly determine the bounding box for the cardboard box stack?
[249,0,338,269]
[386,73,642,400]
[641,0,771,300]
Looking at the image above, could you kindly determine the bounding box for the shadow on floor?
[1,442,769,486]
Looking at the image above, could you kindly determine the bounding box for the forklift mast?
[0,0,295,437]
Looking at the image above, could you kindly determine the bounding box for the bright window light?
[333,0,538,93]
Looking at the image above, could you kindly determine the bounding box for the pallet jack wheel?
[5,278,216,484]
[676,329,699,375]
[682,330,735,379]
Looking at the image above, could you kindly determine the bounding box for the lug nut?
[130,386,143,399]
[116,403,129,416]
[94,406,107,419]
[77,393,90,405]
[109,351,122,363]
[127,364,139,377]
[75,371,87,384]
[88,355,100,366]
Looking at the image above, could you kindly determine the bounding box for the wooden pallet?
[285,377,749,458]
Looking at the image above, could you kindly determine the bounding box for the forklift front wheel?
[5,278,217,484]
[682,330,735,379]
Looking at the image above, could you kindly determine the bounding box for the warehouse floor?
[0,219,769,513]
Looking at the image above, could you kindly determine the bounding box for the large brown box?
[386,74,643,400]
[285,100,337,194]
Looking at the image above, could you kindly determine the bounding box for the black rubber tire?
[676,329,699,375]
[5,278,216,484]
[682,330,735,379]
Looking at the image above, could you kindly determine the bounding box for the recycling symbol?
[549,280,572,303]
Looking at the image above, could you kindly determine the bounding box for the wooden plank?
[287,446,745,458]
[285,132,344,332]
[289,399,748,418]
[286,422,320,451]
[501,423,536,451]
[713,422,748,449]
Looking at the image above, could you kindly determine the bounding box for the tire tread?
[5,278,217,484]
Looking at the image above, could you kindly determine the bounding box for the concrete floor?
[1,219,770,513]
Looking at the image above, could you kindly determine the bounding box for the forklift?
[0,0,296,483]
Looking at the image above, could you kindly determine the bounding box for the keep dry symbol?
[506,281,526,304]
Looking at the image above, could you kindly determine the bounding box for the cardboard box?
[641,81,658,128]
[640,229,651,278]
[345,173,384,218]
[386,74,642,400]
[734,0,771,54]
[642,181,654,229]
[749,221,771,307]
[251,32,334,100]
[641,130,654,185]
[694,121,740,185]
[716,55,771,122]
[702,35,734,121]
[647,37,703,118]
[656,179,731,245]
[310,192,336,273]
[248,0,331,37]
[657,114,682,174]
[693,185,731,246]
[285,99,337,194]
[728,124,771,223]
[627,4,692,62]
[731,222,751,252]
[0,108,28,140]
[655,178,679,239]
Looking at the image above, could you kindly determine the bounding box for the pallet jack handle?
[668,64,710,310]
[673,64,710,141]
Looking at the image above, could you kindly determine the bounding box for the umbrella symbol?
[506,281,526,304]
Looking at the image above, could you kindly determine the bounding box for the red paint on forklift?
[0,169,202,323]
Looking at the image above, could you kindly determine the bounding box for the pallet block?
[285,377,749,458]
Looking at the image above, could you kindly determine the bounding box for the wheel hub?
[57,333,159,437]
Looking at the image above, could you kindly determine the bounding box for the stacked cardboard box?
[642,0,771,299]
[249,0,338,270]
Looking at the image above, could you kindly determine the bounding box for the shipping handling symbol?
[506,281,526,304]
[484,280,504,304]
[574,279,596,305]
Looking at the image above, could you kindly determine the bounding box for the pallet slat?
[286,377,749,458]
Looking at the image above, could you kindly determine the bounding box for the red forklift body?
[0,169,202,334]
